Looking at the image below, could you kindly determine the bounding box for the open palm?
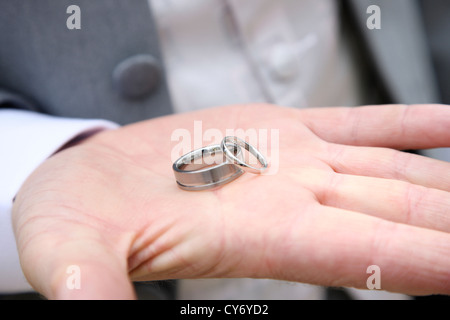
[12,104,450,299]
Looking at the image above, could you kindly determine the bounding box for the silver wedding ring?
[173,144,244,191]
[221,136,268,174]
[173,136,268,191]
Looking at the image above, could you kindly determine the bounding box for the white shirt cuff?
[0,109,119,293]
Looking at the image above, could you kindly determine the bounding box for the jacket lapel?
[346,0,440,104]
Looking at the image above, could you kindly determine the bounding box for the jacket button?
[113,54,160,100]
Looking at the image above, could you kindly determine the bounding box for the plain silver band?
[221,136,268,174]
[173,144,244,191]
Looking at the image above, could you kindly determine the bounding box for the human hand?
[12,104,450,299]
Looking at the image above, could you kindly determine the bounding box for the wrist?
[53,128,114,154]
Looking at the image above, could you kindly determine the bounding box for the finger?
[264,204,450,295]
[299,104,450,149]
[324,143,450,192]
[293,168,450,233]
[13,214,135,300]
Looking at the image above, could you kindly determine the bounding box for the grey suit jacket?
[0,0,446,126]
[0,0,174,125]
[0,0,447,300]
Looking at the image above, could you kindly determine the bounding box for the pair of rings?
[173,136,268,191]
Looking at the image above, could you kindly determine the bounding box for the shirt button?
[113,54,161,100]
[267,35,318,81]
[267,43,300,81]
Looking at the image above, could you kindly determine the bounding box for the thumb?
[15,222,135,300]
[50,241,135,300]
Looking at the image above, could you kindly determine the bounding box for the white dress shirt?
[0,0,446,299]
[151,0,367,113]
